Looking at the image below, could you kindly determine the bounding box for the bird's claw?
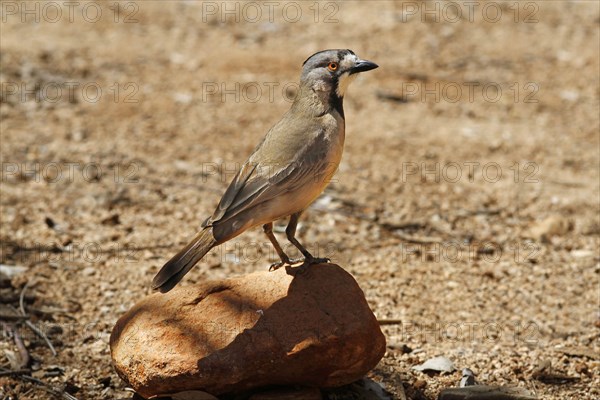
[269,258,304,271]
[305,257,331,265]
[269,261,286,271]
[269,257,330,272]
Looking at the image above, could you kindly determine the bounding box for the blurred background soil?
[1,1,599,399]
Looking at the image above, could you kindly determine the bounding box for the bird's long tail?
[152,227,217,293]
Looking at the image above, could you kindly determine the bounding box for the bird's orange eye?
[327,62,338,71]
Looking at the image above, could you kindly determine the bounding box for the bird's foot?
[292,257,331,275]
[304,256,331,265]
[269,258,305,271]
[269,257,330,272]
[269,261,286,271]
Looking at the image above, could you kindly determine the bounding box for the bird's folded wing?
[203,141,326,227]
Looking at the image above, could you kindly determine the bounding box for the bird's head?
[300,49,378,100]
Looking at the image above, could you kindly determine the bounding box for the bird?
[152,49,378,293]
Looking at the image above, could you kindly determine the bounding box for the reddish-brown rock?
[110,264,385,398]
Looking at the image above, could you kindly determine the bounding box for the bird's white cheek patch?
[336,72,357,98]
[313,79,330,92]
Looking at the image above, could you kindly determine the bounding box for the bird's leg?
[263,222,291,271]
[286,212,330,265]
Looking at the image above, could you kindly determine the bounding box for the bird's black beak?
[350,59,379,75]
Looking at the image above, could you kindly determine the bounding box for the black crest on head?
[303,49,355,66]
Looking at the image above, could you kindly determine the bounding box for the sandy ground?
[1,1,599,399]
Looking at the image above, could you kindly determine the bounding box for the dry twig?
[3,322,31,369]
[0,368,31,377]
[17,372,79,400]
[378,319,403,325]
[0,313,29,320]
[13,283,58,357]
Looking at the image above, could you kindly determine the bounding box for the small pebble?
[413,379,427,389]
